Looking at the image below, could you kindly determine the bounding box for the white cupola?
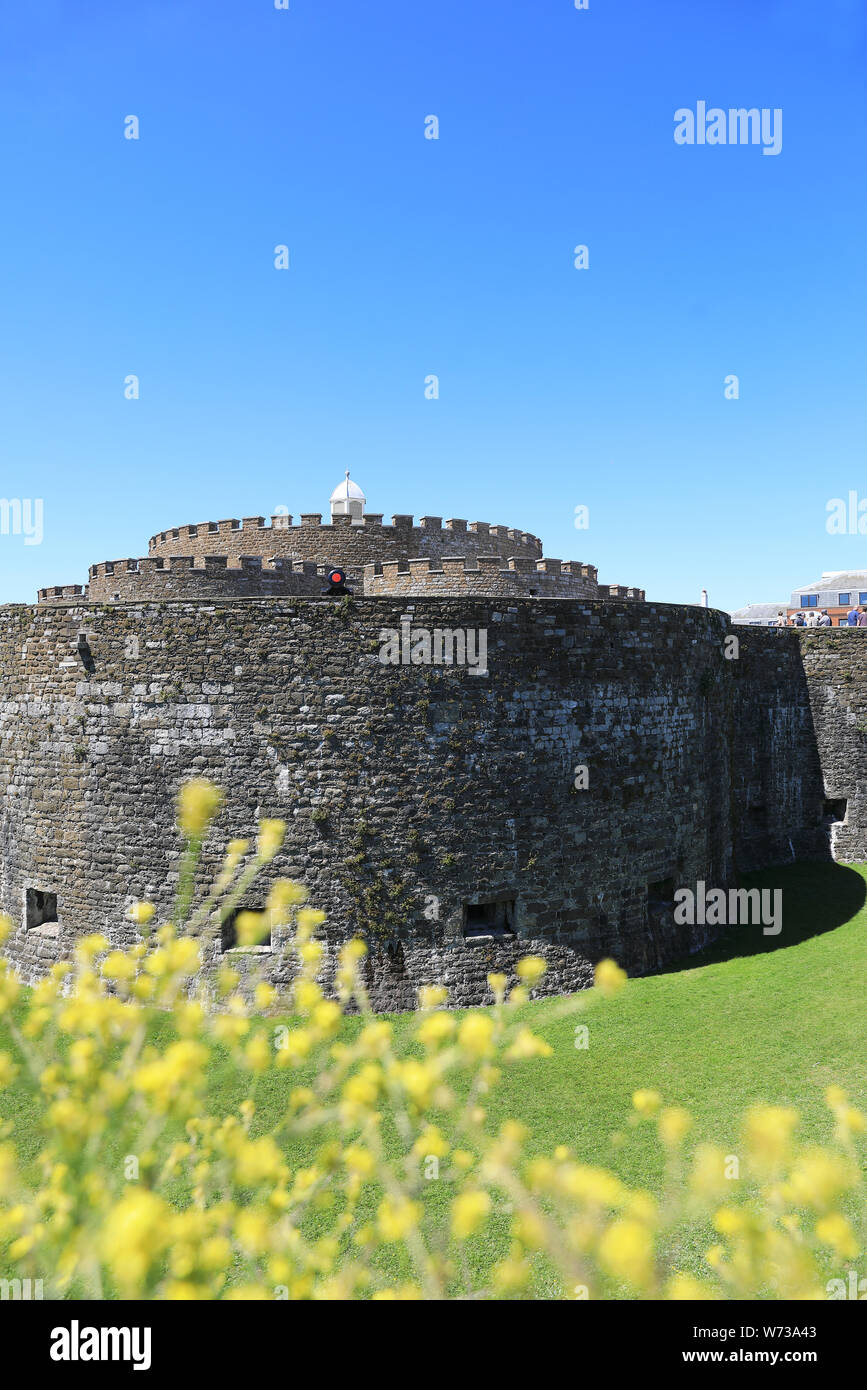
[329,471,366,522]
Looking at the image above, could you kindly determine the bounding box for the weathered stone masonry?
[0,598,852,1009]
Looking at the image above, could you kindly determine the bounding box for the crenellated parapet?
[39,556,328,604]
[363,555,600,599]
[34,482,647,610]
[597,584,646,602]
[146,514,544,573]
[37,584,89,604]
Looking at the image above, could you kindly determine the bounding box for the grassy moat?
[2,860,865,1298]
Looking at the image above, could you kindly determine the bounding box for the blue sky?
[1,0,866,610]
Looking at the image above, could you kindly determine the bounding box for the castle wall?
[782,629,867,861]
[363,556,599,599]
[146,515,544,574]
[729,628,827,870]
[82,557,324,603]
[0,602,853,1009]
[0,596,752,1006]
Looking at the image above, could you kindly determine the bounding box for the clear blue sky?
[1,0,866,611]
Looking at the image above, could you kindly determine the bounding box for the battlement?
[146,514,544,577]
[88,555,319,578]
[148,515,543,549]
[66,555,327,603]
[363,554,600,599]
[35,482,646,613]
[37,583,89,603]
[597,584,646,602]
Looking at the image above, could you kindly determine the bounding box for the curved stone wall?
[363,556,599,599]
[84,556,325,603]
[146,514,544,573]
[0,596,834,1009]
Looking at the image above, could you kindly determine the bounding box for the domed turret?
[329,471,366,522]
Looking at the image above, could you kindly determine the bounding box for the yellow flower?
[557,1164,624,1206]
[395,1059,437,1106]
[168,938,201,973]
[689,1144,732,1200]
[294,979,322,1014]
[102,1190,170,1294]
[235,1136,285,1185]
[74,934,110,963]
[340,938,367,962]
[244,1035,271,1072]
[667,1273,717,1300]
[234,911,268,948]
[277,1028,312,1066]
[267,879,308,918]
[594,958,627,997]
[451,1190,491,1239]
[236,1209,271,1255]
[358,1020,392,1056]
[343,1145,375,1176]
[515,956,546,986]
[513,1209,546,1249]
[418,984,448,1010]
[487,973,508,1000]
[458,1013,495,1058]
[632,1089,662,1117]
[177,779,223,837]
[342,1064,382,1107]
[815,1213,858,1259]
[296,908,327,937]
[743,1105,799,1170]
[787,1149,857,1210]
[412,1126,449,1160]
[377,1196,422,1242]
[504,1027,553,1060]
[256,818,286,863]
[416,1011,455,1047]
[312,1001,341,1034]
[254,982,277,1011]
[126,901,155,926]
[217,965,240,996]
[101,952,137,982]
[658,1107,692,1148]
[598,1218,654,1288]
[712,1207,744,1236]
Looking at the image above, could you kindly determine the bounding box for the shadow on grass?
[657,860,867,975]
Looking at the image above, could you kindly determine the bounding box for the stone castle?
[38,474,644,607]
[1,474,862,1009]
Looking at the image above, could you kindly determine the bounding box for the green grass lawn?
[2,859,866,1294]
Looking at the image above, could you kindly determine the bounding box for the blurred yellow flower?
[632,1089,662,1117]
[256,819,286,863]
[598,1219,654,1288]
[594,958,627,997]
[515,956,546,986]
[451,1190,491,1239]
[177,779,223,837]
